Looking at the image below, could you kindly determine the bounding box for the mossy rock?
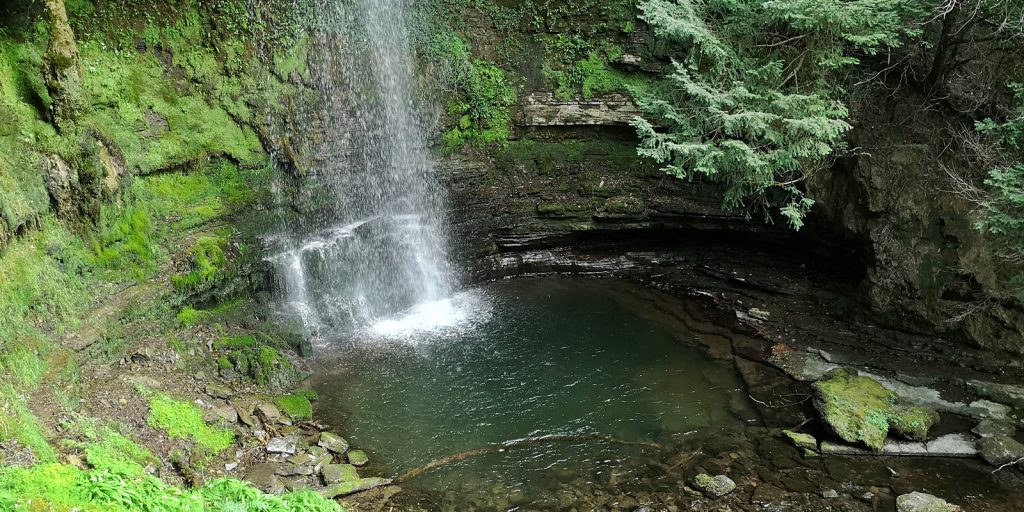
[274,394,312,421]
[813,368,939,452]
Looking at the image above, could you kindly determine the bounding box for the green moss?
[171,235,231,294]
[603,196,645,215]
[813,369,939,452]
[215,335,299,390]
[144,390,235,455]
[274,394,313,421]
[215,334,258,350]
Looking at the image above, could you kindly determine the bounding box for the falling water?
[264,0,454,340]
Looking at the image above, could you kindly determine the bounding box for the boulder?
[256,402,282,423]
[211,404,238,424]
[972,419,1017,438]
[246,463,284,495]
[347,449,369,466]
[267,435,301,455]
[321,477,392,498]
[321,463,359,484]
[813,368,939,452]
[896,492,961,512]
[205,384,233,399]
[691,474,736,498]
[977,436,1024,467]
[318,432,349,454]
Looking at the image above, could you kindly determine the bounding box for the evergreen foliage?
[632,0,928,227]
[976,83,1024,271]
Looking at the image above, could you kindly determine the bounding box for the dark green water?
[311,279,750,507]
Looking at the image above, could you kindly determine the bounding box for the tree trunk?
[42,0,83,133]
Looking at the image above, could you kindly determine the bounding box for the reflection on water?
[311,278,753,507]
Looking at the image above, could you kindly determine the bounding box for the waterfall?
[265,0,454,340]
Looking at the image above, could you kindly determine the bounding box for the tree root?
[397,434,663,482]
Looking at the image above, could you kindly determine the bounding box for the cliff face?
[430,7,1024,355]
[810,90,1024,354]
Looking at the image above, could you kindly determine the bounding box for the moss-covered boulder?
[274,394,312,421]
[813,368,940,452]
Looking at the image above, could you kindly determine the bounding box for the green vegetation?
[0,420,341,511]
[424,33,518,149]
[976,83,1024,280]
[172,234,231,294]
[144,390,236,455]
[215,334,301,390]
[813,368,939,452]
[633,0,1024,229]
[275,393,313,421]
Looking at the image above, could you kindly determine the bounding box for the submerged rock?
[691,474,735,498]
[896,492,961,512]
[782,430,817,451]
[977,436,1024,467]
[347,449,369,466]
[813,368,939,452]
[318,432,349,454]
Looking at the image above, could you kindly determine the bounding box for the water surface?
[312,278,750,507]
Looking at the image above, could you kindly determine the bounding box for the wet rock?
[924,434,977,456]
[321,477,392,498]
[321,463,359,484]
[972,418,1016,438]
[977,436,1024,467]
[691,474,735,498]
[205,384,233,399]
[819,434,976,457]
[896,492,961,512]
[246,463,284,494]
[782,430,817,451]
[347,449,369,466]
[813,368,939,452]
[967,380,1024,410]
[256,402,282,423]
[768,345,836,382]
[748,308,771,321]
[267,435,301,455]
[318,432,349,454]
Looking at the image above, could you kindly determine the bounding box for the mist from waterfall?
[264,0,454,341]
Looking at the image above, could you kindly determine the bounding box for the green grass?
[145,390,236,455]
